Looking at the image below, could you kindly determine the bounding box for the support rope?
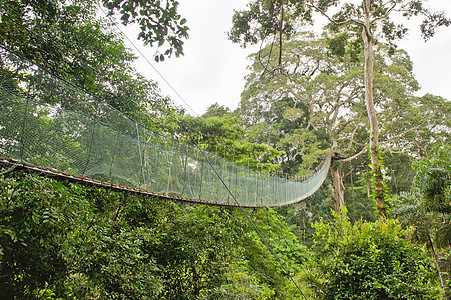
[180,121,308,300]
[0,163,18,176]
[0,45,330,208]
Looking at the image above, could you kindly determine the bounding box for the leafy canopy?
[302,208,441,299]
[102,0,189,62]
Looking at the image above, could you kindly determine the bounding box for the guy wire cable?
[181,121,308,300]
[96,3,243,169]
[3,2,326,183]
[3,4,190,122]
[3,13,325,294]
[266,206,311,273]
[0,162,18,176]
[95,3,199,118]
[96,1,282,174]
[95,4,325,184]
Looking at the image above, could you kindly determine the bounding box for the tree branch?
[306,2,365,27]
[341,145,368,163]
[372,2,397,23]
[343,161,365,183]
[335,120,352,136]
[344,124,359,154]
[278,0,284,66]
[383,124,422,143]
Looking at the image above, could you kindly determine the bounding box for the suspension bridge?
[0,46,330,208]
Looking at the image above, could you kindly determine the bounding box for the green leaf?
[121,13,130,21]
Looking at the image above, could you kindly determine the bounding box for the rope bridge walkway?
[0,46,330,207]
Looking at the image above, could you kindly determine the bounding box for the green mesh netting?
[0,46,330,207]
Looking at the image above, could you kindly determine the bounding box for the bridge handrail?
[0,46,330,207]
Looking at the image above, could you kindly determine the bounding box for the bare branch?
[341,145,368,163]
[305,2,365,27]
[344,124,359,154]
[278,0,284,66]
[343,161,365,183]
[329,86,346,126]
[336,120,352,136]
[337,135,367,147]
[383,124,422,143]
[372,2,397,23]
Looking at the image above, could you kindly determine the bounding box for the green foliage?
[237,208,311,299]
[0,0,178,128]
[394,144,451,226]
[229,0,450,52]
[201,103,231,119]
[326,31,363,63]
[162,110,285,173]
[207,262,275,299]
[102,0,189,61]
[344,169,377,222]
[303,208,441,299]
[393,144,451,296]
[384,153,416,195]
[0,0,188,65]
[228,0,312,47]
[0,173,89,298]
[411,144,451,213]
[0,171,308,299]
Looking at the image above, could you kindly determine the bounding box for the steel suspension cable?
[95,4,199,117]
[181,121,308,300]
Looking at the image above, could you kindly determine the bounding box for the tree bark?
[330,158,345,213]
[362,0,386,218]
[427,229,448,298]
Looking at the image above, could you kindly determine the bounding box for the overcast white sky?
[121,0,451,116]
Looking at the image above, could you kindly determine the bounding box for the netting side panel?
[166,140,184,196]
[191,147,205,200]
[0,90,26,161]
[39,108,92,176]
[200,152,217,202]
[110,131,142,188]
[1,46,331,207]
[143,133,165,194]
[275,154,331,206]
[82,121,120,184]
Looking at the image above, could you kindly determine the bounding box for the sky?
[120,0,451,116]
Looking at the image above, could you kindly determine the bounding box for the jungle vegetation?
[0,0,450,298]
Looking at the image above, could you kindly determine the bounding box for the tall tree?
[229,0,450,218]
[236,31,447,216]
[236,32,364,211]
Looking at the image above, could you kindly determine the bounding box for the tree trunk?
[427,229,448,298]
[362,0,386,218]
[330,158,345,213]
